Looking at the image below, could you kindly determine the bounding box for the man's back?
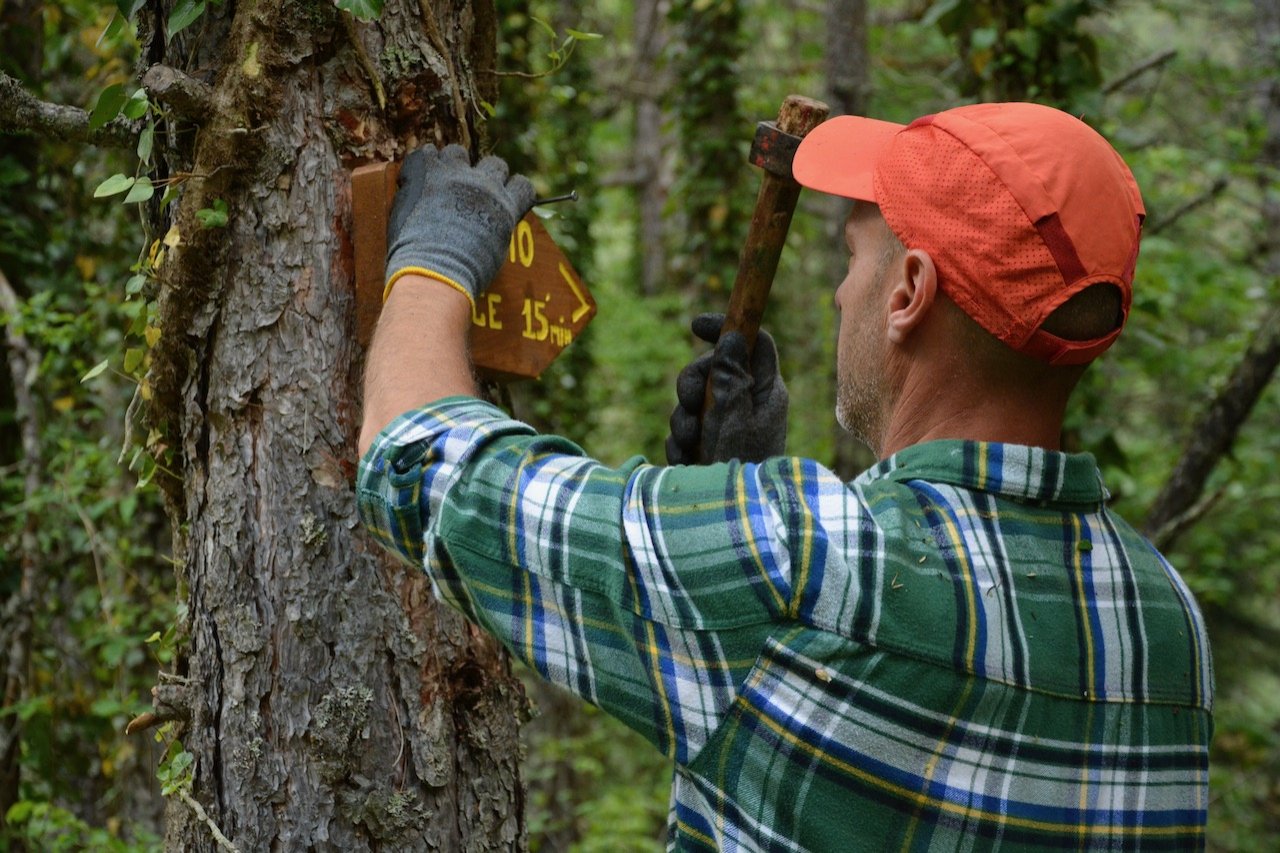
[670,440,1212,851]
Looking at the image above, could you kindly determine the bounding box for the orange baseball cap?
[793,103,1145,365]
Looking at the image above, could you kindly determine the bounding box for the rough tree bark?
[126,1,525,849]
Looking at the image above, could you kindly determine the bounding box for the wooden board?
[351,160,596,380]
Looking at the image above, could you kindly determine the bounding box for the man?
[358,104,1213,851]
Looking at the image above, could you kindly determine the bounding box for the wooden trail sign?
[351,161,596,380]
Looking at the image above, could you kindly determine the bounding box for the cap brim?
[793,115,905,201]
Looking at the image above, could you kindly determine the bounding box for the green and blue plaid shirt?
[357,397,1213,851]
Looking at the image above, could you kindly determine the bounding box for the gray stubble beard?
[835,357,885,454]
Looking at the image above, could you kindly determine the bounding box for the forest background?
[1,0,1277,850]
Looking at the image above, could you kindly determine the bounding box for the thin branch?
[336,17,386,112]
[1103,48,1178,95]
[0,69,136,148]
[177,787,240,852]
[1146,484,1229,552]
[417,0,470,150]
[1147,176,1230,235]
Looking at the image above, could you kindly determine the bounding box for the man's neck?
[877,368,1068,458]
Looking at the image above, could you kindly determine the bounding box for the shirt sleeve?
[356,397,803,764]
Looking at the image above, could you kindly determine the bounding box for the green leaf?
[116,0,147,19]
[81,360,110,383]
[169,750,194,776]
[98,11,127,47]
[90,697,131,718]
[123,89,150,120]
[136,454,158,489]
[145,631,162,643]
[138,121,155,162]
[126,274,147,296]
[88,83,127,132]
[922,0,963,28]
[971,26,999,51]
[159,746,195,795]
[124,176,155,204]
[335,0,384,21]
[6,695,51,721]
[94,173,135,198]
[5,801,35,825]
[196,198,229,229]
[565,28,603,40]
[168,0,207,40]
[0,159,31,188]
[531,15,558,41]
[123,348,145,373]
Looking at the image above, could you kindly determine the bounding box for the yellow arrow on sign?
[560,262,592,324]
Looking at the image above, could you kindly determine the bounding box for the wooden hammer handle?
[720,94,829,349]
[699,94,829,460]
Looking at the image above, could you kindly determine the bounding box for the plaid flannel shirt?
[357,397,1213,852]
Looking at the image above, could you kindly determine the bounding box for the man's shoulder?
[797,440,1211,710]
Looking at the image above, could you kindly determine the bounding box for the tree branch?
[141,64,215,122]
[1103,48,1178,95]
[1143,307,1280,548]
[0,70,136,148]
[1147,176,1230,235]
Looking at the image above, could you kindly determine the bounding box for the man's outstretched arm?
[356,144,534,456]
[358,278,475,457]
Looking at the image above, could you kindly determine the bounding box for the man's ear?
[886,249,937,345]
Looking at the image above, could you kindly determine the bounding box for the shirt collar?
[857,440,1109,506]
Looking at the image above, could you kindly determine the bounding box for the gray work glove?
[665,313,788,465]
[384,144,536,303]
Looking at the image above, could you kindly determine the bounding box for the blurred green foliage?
[2,0,1277,850]
[1,1,172,849]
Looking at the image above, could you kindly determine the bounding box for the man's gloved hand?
[666,313,788,465]
[384,144,536,304]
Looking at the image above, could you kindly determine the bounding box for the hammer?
[701,94,830,441]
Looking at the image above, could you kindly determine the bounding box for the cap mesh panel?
[875,128,1065,347]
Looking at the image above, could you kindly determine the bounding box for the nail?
[533,190,579,206]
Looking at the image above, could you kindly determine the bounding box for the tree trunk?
[825,0,869,120]
[633,0,670,296]
[0,270,37,846]
[823,0,876,480]
[0,0,44,835]
[669,0,746,300]
[139,2,525,849]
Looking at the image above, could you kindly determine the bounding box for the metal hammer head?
[750,121,803,181]
[747,96,828,181]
